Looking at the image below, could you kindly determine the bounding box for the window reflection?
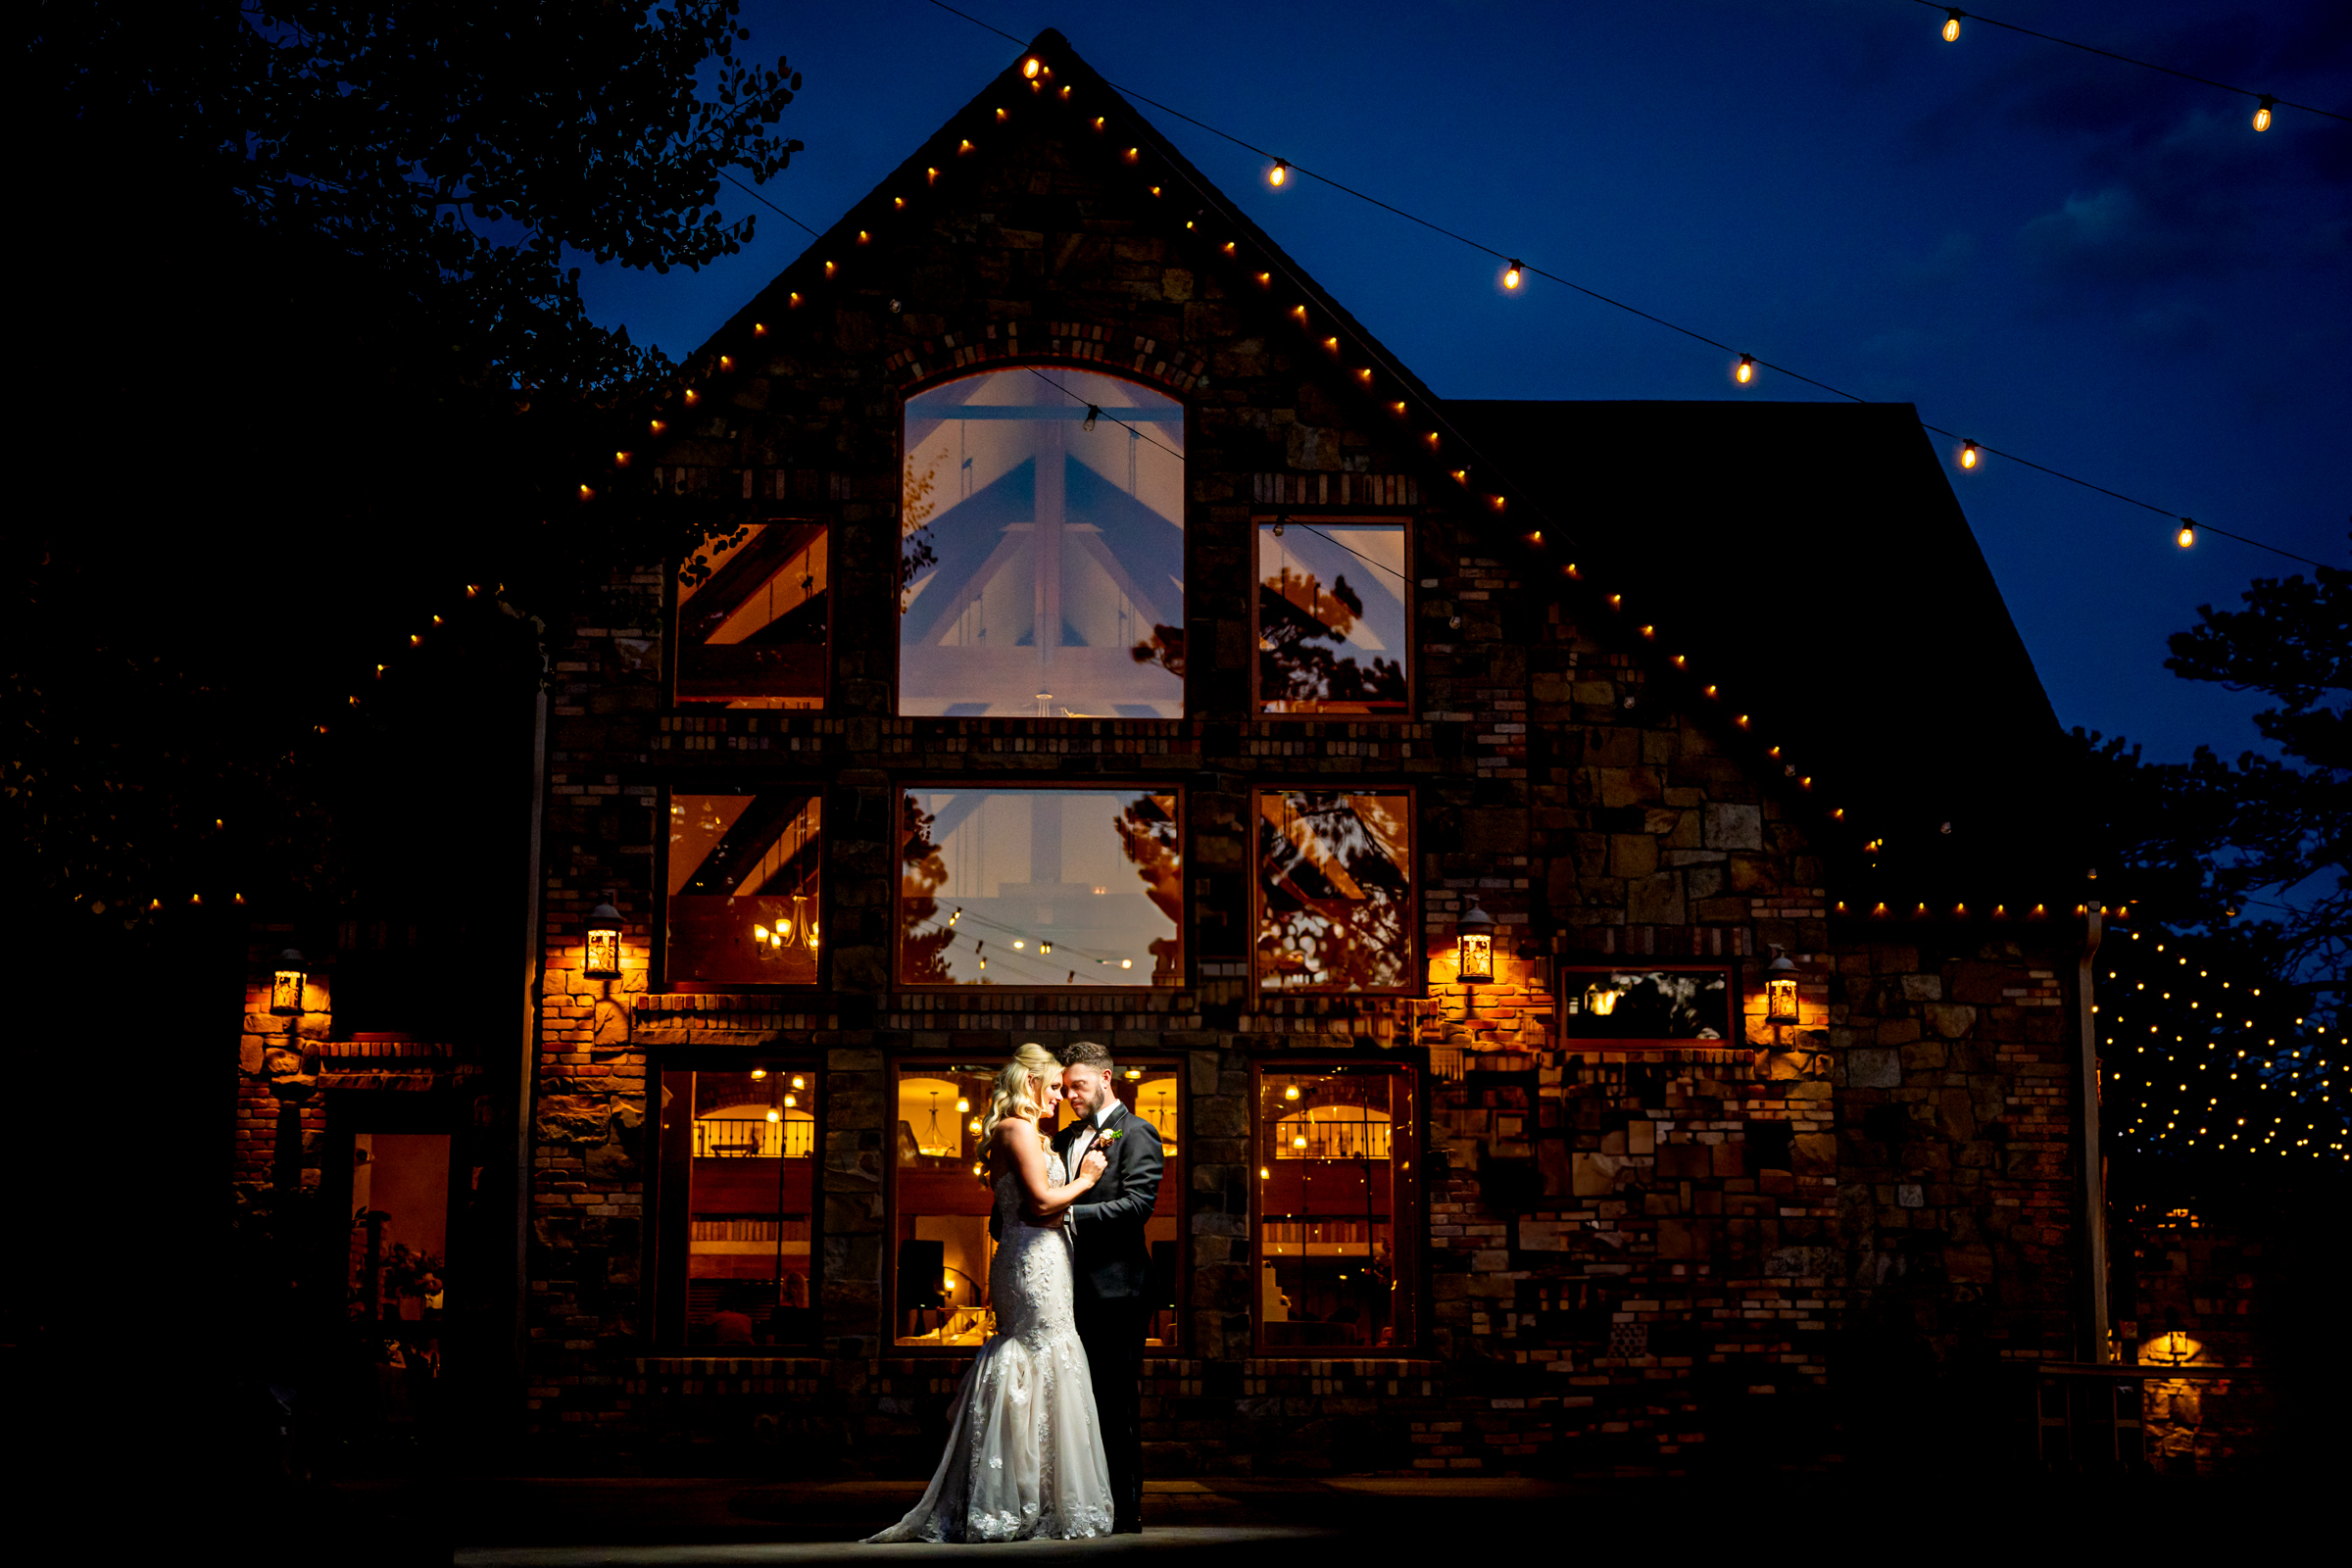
[1254,790,1413,994]
[1257,520,1408,716]
[676,521,828,709]
[900,368,1185,717]
[900,789,1181,988]
[658,1065,817,1348]
[1559,967,1732,1043]
[667,792,821,985]
[1257,1066,1416,1352]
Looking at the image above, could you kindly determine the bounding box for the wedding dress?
[866,1147,1114,1543]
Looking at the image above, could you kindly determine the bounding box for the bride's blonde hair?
[981,1044,1061,1183]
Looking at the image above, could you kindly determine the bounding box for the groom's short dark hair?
[1059,1041,1114,1075]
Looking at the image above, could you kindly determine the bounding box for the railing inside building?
[694,1118,814,1159]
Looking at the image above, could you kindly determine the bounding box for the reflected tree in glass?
[1257,522,1407,716]
[1255,791,1413,993]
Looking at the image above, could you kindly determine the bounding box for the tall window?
[1253,789,1414,994]
[675,520,829,709]
[900,368,1185,718]
[1255,519,1409,716]
[1256,1063,1418,1352]
[893,1057,1184,1348]
[666,791,822,985]
[654,1062,819,1348]
[900,788,1181,988]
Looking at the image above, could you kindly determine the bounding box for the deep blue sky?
[580,0,2349,765]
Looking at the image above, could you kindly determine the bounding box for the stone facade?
[490,34,2100,1471]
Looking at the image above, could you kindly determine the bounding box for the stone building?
[238,31,2112,1473]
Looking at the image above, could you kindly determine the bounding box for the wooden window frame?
[1248,784,1420,1002]
[1249,514,1416,722]
[1250,1057,1424,1358]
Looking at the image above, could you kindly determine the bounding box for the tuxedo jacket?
[1052,1101,1163,1304]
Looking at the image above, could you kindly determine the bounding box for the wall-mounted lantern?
[1457,899,1495,984]
[1765,945,1800,1026]
[270,949,308,1015]
[584,901,623,980]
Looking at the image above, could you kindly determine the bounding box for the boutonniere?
[1097,1129,1125,1147]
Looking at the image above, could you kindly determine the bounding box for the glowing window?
[666,791,821,985]
[1253,789,1414,994]
[1256,1064,1418,1353]
[675,521,828,709]
[899,788,1181,987]
[900,368,1185,717]
[655,1064,819,1348]
[1255,519,1408,715]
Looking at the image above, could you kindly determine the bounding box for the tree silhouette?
[1257,567,1406,714]
[1257,793,1412,991]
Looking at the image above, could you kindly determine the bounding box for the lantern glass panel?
[1767,975,1800,1024]
[1457,930,1494,983]
[585,927,621,980]
[270,967,305,1014]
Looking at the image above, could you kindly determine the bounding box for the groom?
[1049,1041,1162,1535]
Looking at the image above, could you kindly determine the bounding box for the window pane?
[900,788,1181,987]
[676,521,828,709]
[660,1065,817,1347]
[1257,521,1408,716]
[1086,1063,1186,1349]
[1257,1066,1417,1352]
[894,1062,1003,1346]
[1254,790,1413,993]
[667,792,821,985]
[901,368,1185,717]
[1560,967,1734,1043]
[348,1133,450,1324]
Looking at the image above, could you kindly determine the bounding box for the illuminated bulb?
[1120,958,1133,969]
[1294,1135,1308,1149]
[1942,8,1962,43]
[969,1118,983,1133]
[791,1075,805,1090]
[1259,1167,1270,1179]
[2252,95,2275,132]
[1736,354,1755,384]
[1502,259,1523,290]
[1960,440,1980,469]
[1023,56,1042,78]
[956,1098,970,1112]
[783,1094,797,1107]
[751,1067,767,1080]
[1285,1085,1300,1100]
[753,924,769,943]
[765,1109,781,1123]
[1269,159,1289,187]
[2177,518,2197,549]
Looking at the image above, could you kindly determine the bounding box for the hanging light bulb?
[1960,440,1981,469]
[2252,95,2275,132]
[1502,259,1523,290]
[1735,354,1755,385]
[1942,9,1963,43]
[1022,56,1042,78]
[2178,518,2197,549]
[1268,159,1289,188]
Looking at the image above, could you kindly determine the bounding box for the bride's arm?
[994,1121,1108,1219]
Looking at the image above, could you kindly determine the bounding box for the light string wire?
[909,0,2336,571]
[1906,0,2349,123]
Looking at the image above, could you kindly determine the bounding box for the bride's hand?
[1079,1148,1110,1182]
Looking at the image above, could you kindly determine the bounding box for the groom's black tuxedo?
[1053,1101,1161,1533]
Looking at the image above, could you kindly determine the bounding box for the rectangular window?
[666,791,822,986]
[892,1058,1185,1348]
[900,368,1185,717]
[1253,789,1414,994]
[348,1132,452,1325]
[1255,519,1409,716]
[1256,1063,1418,1353]
[899,788,1181,987]
[675,520,829,709]
[1558,966,1735,1047]
[654,1062,819,1348]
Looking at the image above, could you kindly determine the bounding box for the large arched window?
[900,368,1185,717]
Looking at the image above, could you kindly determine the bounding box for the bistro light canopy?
[1766,944,1800,1025]
[1457,898,1496,984]
[270,949,308,1015]
[584,901,623,980]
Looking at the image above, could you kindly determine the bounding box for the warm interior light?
[1942,9,1962,43]
[1736,354,1755,384]
[956,1098,970,1112]
[584,902,622,980]
[1284,1085,1301,1101]
[1502,260,1523,290]
[751,1067,768,1080]
[765,1108,781,1124]
[1268,159,1289,187]
[791,1075,805,1090]
[2253,95,2275,132]
[2177,518,2197,549]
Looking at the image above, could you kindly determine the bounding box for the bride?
[867,1045,1115,1543]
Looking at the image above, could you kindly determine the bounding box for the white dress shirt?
[1066,1100,1117,1169]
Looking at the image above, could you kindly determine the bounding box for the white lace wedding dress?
[866,1148,1114,1543]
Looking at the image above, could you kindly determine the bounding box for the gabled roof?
[1449,398,2087,896]
[677,32,2087,902]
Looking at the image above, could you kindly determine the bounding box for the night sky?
[579,0,2349,766]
